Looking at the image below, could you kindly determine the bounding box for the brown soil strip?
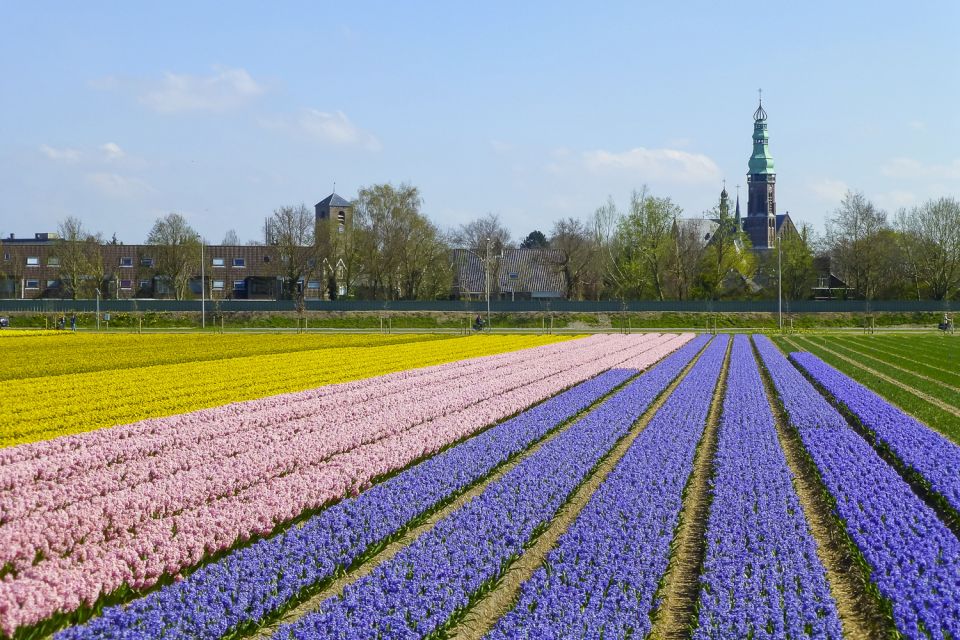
[248,351,677,639]
[647,337,731,640]
[444,338,714,640]
[756,338,896,640]
[789,336,960,419]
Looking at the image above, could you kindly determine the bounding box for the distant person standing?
[70,314,77,332]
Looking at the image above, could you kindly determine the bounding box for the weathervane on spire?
[753,88,768,122]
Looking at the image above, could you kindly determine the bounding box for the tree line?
[2,182,958,301]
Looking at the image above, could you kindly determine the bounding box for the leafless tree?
[266,204,319,300]
[53,216,104,298]
[826,191,892,300]
[896,197,960,300]
[146,213,201,300]
[222,229,240,245]
[549,217,599,300]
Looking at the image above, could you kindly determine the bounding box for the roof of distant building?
[315,192,352,208]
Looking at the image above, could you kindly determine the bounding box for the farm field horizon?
[1,331,958,639]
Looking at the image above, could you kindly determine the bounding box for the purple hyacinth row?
[754,335,960,639]
[695,336,841,639]
[483,335,729,640]
[57,335,703,640]
[276,336,714,639]
[791,351,960,516]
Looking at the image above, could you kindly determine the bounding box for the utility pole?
[200,238,206,329]
[777,232,782,332]
[95,288,101,331]
[485,237,491,331]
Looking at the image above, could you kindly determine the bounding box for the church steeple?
[746,91,777,248]
[735,186,742,230]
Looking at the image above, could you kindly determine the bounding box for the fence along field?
[1,332,959,639]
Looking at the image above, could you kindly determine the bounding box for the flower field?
[1,332,959,639]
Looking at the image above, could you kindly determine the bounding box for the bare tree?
[222,229,240,245]
[451,213,512,298]
[549,217,599,300]
[266,204,319,300]
[896,197,960,300]
[146,213,201,300]
[826,191,891,300]
[53,217,104,299]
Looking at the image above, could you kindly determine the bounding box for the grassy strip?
[754,338,897,640]
[443,340,715,640]
[801,337,960,407]
[779,336,960,444]
[647,337,730,640]
[841,337,960,385]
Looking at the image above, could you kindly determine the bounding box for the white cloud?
[139,66,264,113]
[39,145,81,162]
[809,178,849,202]
[298,109,381,150]
[907,120,926,131]
[490,139,514,153]
[85,172,155,198]
[881,157,960,181]
[101,142,125,161]
[263,109,381,151]
[581,147,720,184]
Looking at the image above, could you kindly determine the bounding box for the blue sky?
[1,1,957,244]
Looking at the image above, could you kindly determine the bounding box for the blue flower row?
[695,335,841,638]
[277,337,713,639]
[482,335,729,640]
[791,350,960,517]
[58,335,707,640]
[754,335,960,639]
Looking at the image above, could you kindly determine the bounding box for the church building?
[739,96,795,250]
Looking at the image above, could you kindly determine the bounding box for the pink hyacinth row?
[0,334,689,635]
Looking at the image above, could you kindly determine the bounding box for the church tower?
[745,94,777,249]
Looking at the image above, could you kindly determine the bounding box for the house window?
[46,280,57,288]
[47,256,60,267]
[337,211,346,223]
[338,222,345,234]
[213,280,224,290]
[263,255,271,263]
[120,279,132,289]
[25,279,39,289]
[141,257,154,267]
[233,257,245,268]
[233,280,246,291]
[3,252,9,261]
[119,257,133,267]
[307,280,321,290]
[26,256,39,266]
[139,280,151,290]
[212,258,225,267]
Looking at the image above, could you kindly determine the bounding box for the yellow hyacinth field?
[0,333,568,447]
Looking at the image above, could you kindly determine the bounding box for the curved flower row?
[754,335,960,639]
[484,335,726,640]
[0,334,627,525]
[56,339,695,639]
[1,334,565,446]
[276,335,710,639]
[791,351,960,516]
[695,336,840,639]
[0,334,686,637]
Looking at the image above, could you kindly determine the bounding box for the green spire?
[748,94,775,175]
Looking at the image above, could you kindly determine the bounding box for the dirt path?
[646,337,731,640]
[444,338,715,640]
[758,338,896,639]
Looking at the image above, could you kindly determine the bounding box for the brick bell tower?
[745,91,777,249]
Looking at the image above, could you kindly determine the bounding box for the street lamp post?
[200,239,206,329]
[484,237,491,331]
[95,288,101,331]
[777,232,782,332]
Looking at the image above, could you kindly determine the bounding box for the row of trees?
[3,182,958,301]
